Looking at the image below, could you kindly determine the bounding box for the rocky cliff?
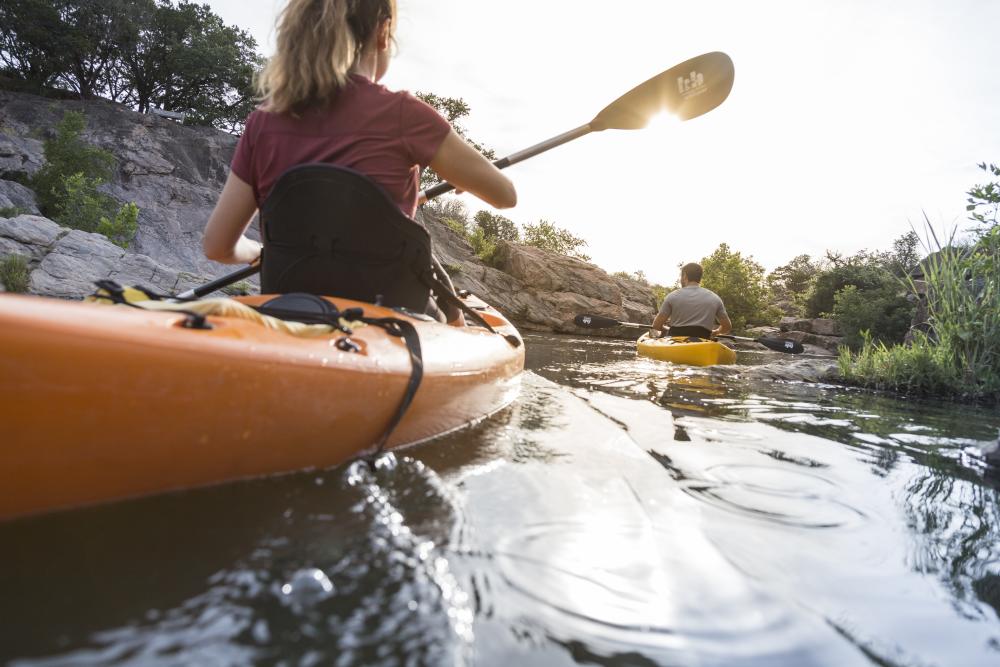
[0,88,656,334]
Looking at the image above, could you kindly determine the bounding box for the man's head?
[680,262,703,286]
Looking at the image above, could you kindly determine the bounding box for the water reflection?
[2,333,999,666]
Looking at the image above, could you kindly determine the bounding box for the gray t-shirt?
[658,284,728,331]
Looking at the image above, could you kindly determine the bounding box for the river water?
[2,333,999,666]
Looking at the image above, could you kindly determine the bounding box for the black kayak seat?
[259,163,438,316]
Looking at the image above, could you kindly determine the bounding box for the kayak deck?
[636,332,737,366]
[0,292,523,520]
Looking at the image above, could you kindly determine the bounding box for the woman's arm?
[429,129,516,209]
[202,172,262,264]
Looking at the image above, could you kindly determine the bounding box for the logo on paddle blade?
[785,341,794,349]
[582,316,592,324]
[677,71,706,98]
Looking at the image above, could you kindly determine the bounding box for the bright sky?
[207,0,1000,285]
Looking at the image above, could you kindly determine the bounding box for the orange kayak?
[0,292,523,520]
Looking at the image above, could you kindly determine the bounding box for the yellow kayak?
[636,332,737,367]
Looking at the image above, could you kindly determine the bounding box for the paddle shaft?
[424,124,592,199]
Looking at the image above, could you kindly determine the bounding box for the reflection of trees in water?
[902,465,1000,622]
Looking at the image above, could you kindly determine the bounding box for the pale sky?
[208,0,1000,285]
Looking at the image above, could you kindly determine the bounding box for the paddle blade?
[758,337,804,354]
[574,313,623,329]
[590,52,735,131]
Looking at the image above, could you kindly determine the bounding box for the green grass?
[838,224,1000,403]
[0,254,31,293]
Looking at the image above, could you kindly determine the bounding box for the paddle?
[183,52,735,298]
[423,51,735,199]
[573,313,805,355]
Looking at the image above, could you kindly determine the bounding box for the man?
[651,262,732,339]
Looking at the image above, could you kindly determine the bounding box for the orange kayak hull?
[0,293,523,520]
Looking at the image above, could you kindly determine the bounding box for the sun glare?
[644,111,682,134]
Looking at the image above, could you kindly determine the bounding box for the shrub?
[0,254,30,293]
[32,111,140,248]
[468,225,498,264]
[97,202,139,249]
[473,210,519,243]
[522,219,590,261]
[0,206,28,218]
[32,112,114,214]
[832,283,914,348]
[442,217,468,238]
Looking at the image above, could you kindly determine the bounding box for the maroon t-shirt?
[231,75,451,217]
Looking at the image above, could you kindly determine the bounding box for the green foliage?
[832,283,914,348]
[442,216,468,238]
[803,232,918,318]
[766,254,820,316]
[0,0,70,89]
[468,225,498,264]
[0,254,30,293]
[840,222,1000,403]
[522,220,590,261]
[0,206,28,218]
[32,111,139,248]
[473,210,519,243]
[32,111,114,215]
[966,162,999,229]
[838,331,962,398]
[416,92,496,189]
[0,0,262,132]
[97,201,139,249]
[650,283,674,307]
[612,270,649,285]
[699,243,768,332]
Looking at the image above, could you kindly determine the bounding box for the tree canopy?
[699,243,768,332]
[0,0,262,132]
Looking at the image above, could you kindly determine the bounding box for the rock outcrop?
[422,209,656,334]
[0,213,203,297]
[779,316,845,353]
[0,88,658,333]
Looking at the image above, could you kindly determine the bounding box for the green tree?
[473,210,519,243]
[966,161,999,230]
[2,0,262,132]
[0,0,72,89]
[416,92,496,189]
[699,243,768,332]
[522,220,590,261]
[767,254,820,314]
[804,231,919,317]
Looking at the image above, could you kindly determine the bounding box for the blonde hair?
[257,0,396,114]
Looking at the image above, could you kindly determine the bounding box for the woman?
[202,0,516,272]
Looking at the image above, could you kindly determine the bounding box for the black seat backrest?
[259,164,433,311]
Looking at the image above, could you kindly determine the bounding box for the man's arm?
[651,311,669,336]
[713,313,732,337]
